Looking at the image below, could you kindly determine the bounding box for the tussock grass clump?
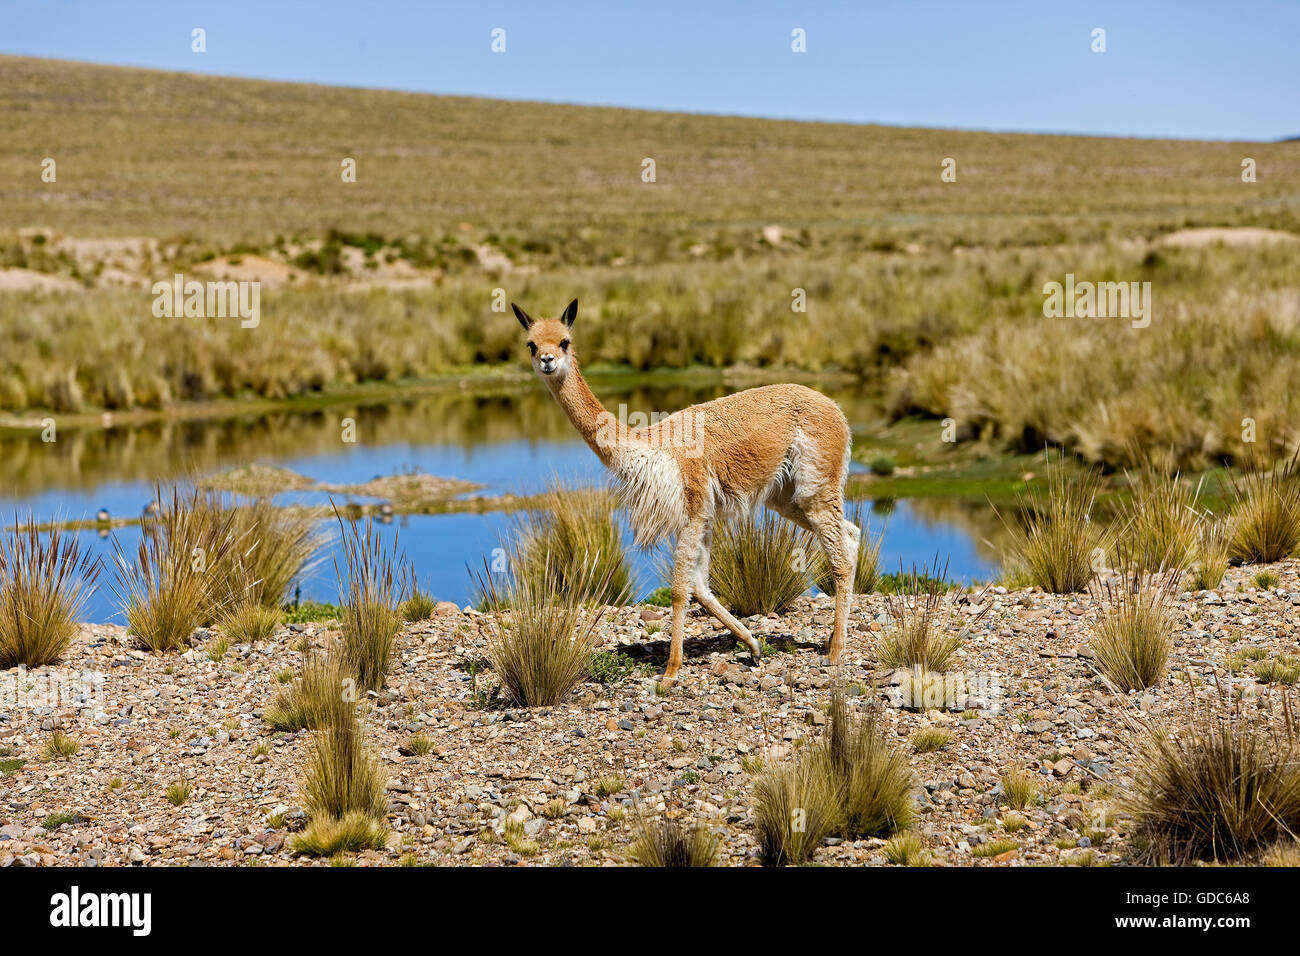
[334,510,402,693]
[1126,691,1300,863]
[292,811,388,857]
[1090,564,1181,692]
[1254,655,1300,687]
[826,690,914,838]
[972,838,1018,858]
[398,566,435,621]
[165,780,192,806]
[1262,840,1300,867]
[911,727,952,753]
[301,711,386,822]
[1254,569,1281,590]
[512,483,634,607]
[476,554,615,707]
[883,832,930,866]
[879,559,982,674]
[754,754,841,867]
[709,510,812,616]
[291,707,387,857]
[224,499,324,608]
[811,503,883,596]
[264,647,355,732]
[756,687,914,865]
[1229,452,1300,564]
[628,813,718,867]
[218,598,280,643]
[0,515,100,668]
[113,486,244,652]
[44,730,81,760]
[1000,769,1040,811]
[1114,462,1205,572]
[999,457,1105,593]
[1189,519,1230,591]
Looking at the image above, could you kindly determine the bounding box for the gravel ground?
[3,559,1298,867]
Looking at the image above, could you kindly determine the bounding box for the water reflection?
[0,381,1003,621]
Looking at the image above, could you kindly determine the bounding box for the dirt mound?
[0,268,81,292]
[1158,227,1298,248]
[197,254,306,286]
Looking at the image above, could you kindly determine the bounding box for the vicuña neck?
[546,364,615,467]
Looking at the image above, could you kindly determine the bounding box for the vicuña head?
[513,298,577,383]
[511,297,861,684]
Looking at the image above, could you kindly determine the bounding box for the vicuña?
[513,299,859,681]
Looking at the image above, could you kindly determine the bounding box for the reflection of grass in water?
[0,374,779,498]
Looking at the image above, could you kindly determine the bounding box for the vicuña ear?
[561,298,578,328]
[511,303,535,331]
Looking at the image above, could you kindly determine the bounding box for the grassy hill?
[3,54,1297,256]
[2,55,1299,468]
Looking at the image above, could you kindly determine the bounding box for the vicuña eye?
[527,342,537,355]
[559,339,570,351]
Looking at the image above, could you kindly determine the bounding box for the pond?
[0,381,1003,623]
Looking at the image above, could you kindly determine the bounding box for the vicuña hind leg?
[665,517,705,683]
[691,519,763,662]
[808,504,856,662]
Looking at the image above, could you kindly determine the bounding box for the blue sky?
[3,0,1297,140]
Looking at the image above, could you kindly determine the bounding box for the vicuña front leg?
[664,518,705,682]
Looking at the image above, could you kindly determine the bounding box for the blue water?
[1,406,999,623]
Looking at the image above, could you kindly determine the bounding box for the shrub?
[1090,565,1180,692]
[0,515,100,668]
[1254,570,1281,590]
[586,649,646,685]
[867,454,896,476]
[1253,654,1299,686]
[810,502,883,595]
[628,813,718,867]
[1229,452,1300,564]
[511,482,634,606]
[1126,692,1300,863]
[334,509,402,692]
[708,509,811,617]
[476,553,615,706]
[911,727,952,753]
[999,456,1105,593]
